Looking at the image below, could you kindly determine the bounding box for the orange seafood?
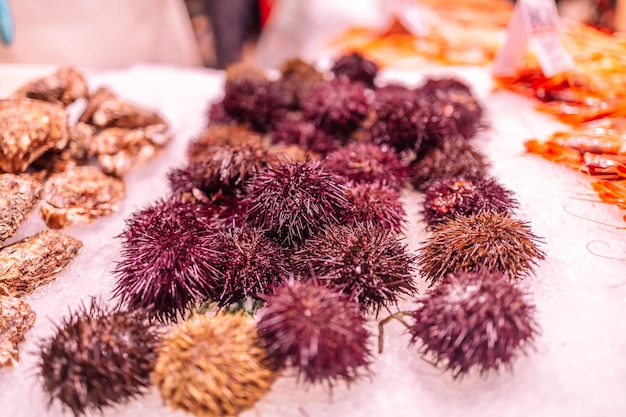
[328,0,512,67]
[526,117,626,220]
[495,22,626,124]
[591,180,626,221]
[525,118,626,178]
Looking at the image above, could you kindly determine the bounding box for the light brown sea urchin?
[152,313,275,417]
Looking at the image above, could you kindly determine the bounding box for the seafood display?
[0,67,172,366]
[329,0,512,67]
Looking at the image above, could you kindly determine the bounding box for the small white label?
[493,0,574,78]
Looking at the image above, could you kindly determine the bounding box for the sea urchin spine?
[39,301,161,416]
[257,280,372,386]
[417,212,546,284]
[152,312,275,416]
[409,269,539,377]
[294,222,417,313]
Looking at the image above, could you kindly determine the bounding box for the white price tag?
[493,0,574,78]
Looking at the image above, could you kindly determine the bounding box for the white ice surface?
[0,64,624,417]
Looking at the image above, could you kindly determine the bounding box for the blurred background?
[0,0,623,69]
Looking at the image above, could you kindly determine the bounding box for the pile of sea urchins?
[38,53,545,417]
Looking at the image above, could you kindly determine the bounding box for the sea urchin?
[152,312,275,416]
[422,174,519,227]
[295,222,417,313]
[39,301,160,416]
[244,160,348,247]
[417,212,546,284]
[257,280,372,386]
[409,269,538,377]
[113,198,222,321]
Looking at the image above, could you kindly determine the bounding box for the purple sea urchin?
[212,226,291,306]
[418,77,484,140]
[257,280,371,385]
[187,124,265,160]
[113,198,221,321]
[174,142,273,198]
[302,77,370,136]
[152,313,275,416]
[278,58,324,106]
[270,115,341,155]
[39,301,160,416]
[369,85,428,153]
[422,174,519,227]
[223,77,292,131]
[417,212,546,284]
[411,138,490,191]
[410,269,538,377]
[331,52,379,88]
[323,142,409,189]
[295,222,417,313]
[207,100,237,125]
[244,160,349,247]
[343,183,406,233]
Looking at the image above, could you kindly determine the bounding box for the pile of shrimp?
[328,0,513,67]
[525,117,626,221]
[495,22,626,125]
[509,23,626,221]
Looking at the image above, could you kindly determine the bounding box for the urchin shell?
[39,301,161,416]
[270,115,341,155]
[418,77,484,140]
[187,124,265,161]
[343,183,406,233]
[301,77,369,135]
[223,77,292,131]
[422,174,519,227]
[152,313,275,417]
[113,198,222,321]
[294,222,417,313]
[323,142,408,189]
[417,212,546,284]
[207,100,237,125]
[369,85,429,152]
[173,142,274,198]
[212,226,291,306]
[257,280,371,385]
[331,52,379,88]
[411,138,490,191]
[410,269,538,377]
[278,58,324,106]
[244,160,349,247]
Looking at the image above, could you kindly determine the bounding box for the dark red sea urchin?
[295,222,417,313]
[244,160,349,247]
[212,226,292,307]
[257,280,372,386]
[301,77,370,136]
[417,212,546,285]
[323,142,409,189]
[330,52,379,88]
[343,183,406,233]
[222,76,292,131]
[113,198,222,321]
[422,174,519,227]
[369,84,429,153]
[39,301,161,416]
[277,58,324,106]
[411,138,490,191]
[169,142,273,198]
[418,77,484,140]
[270,114,341,155]
[409,269,539,377]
